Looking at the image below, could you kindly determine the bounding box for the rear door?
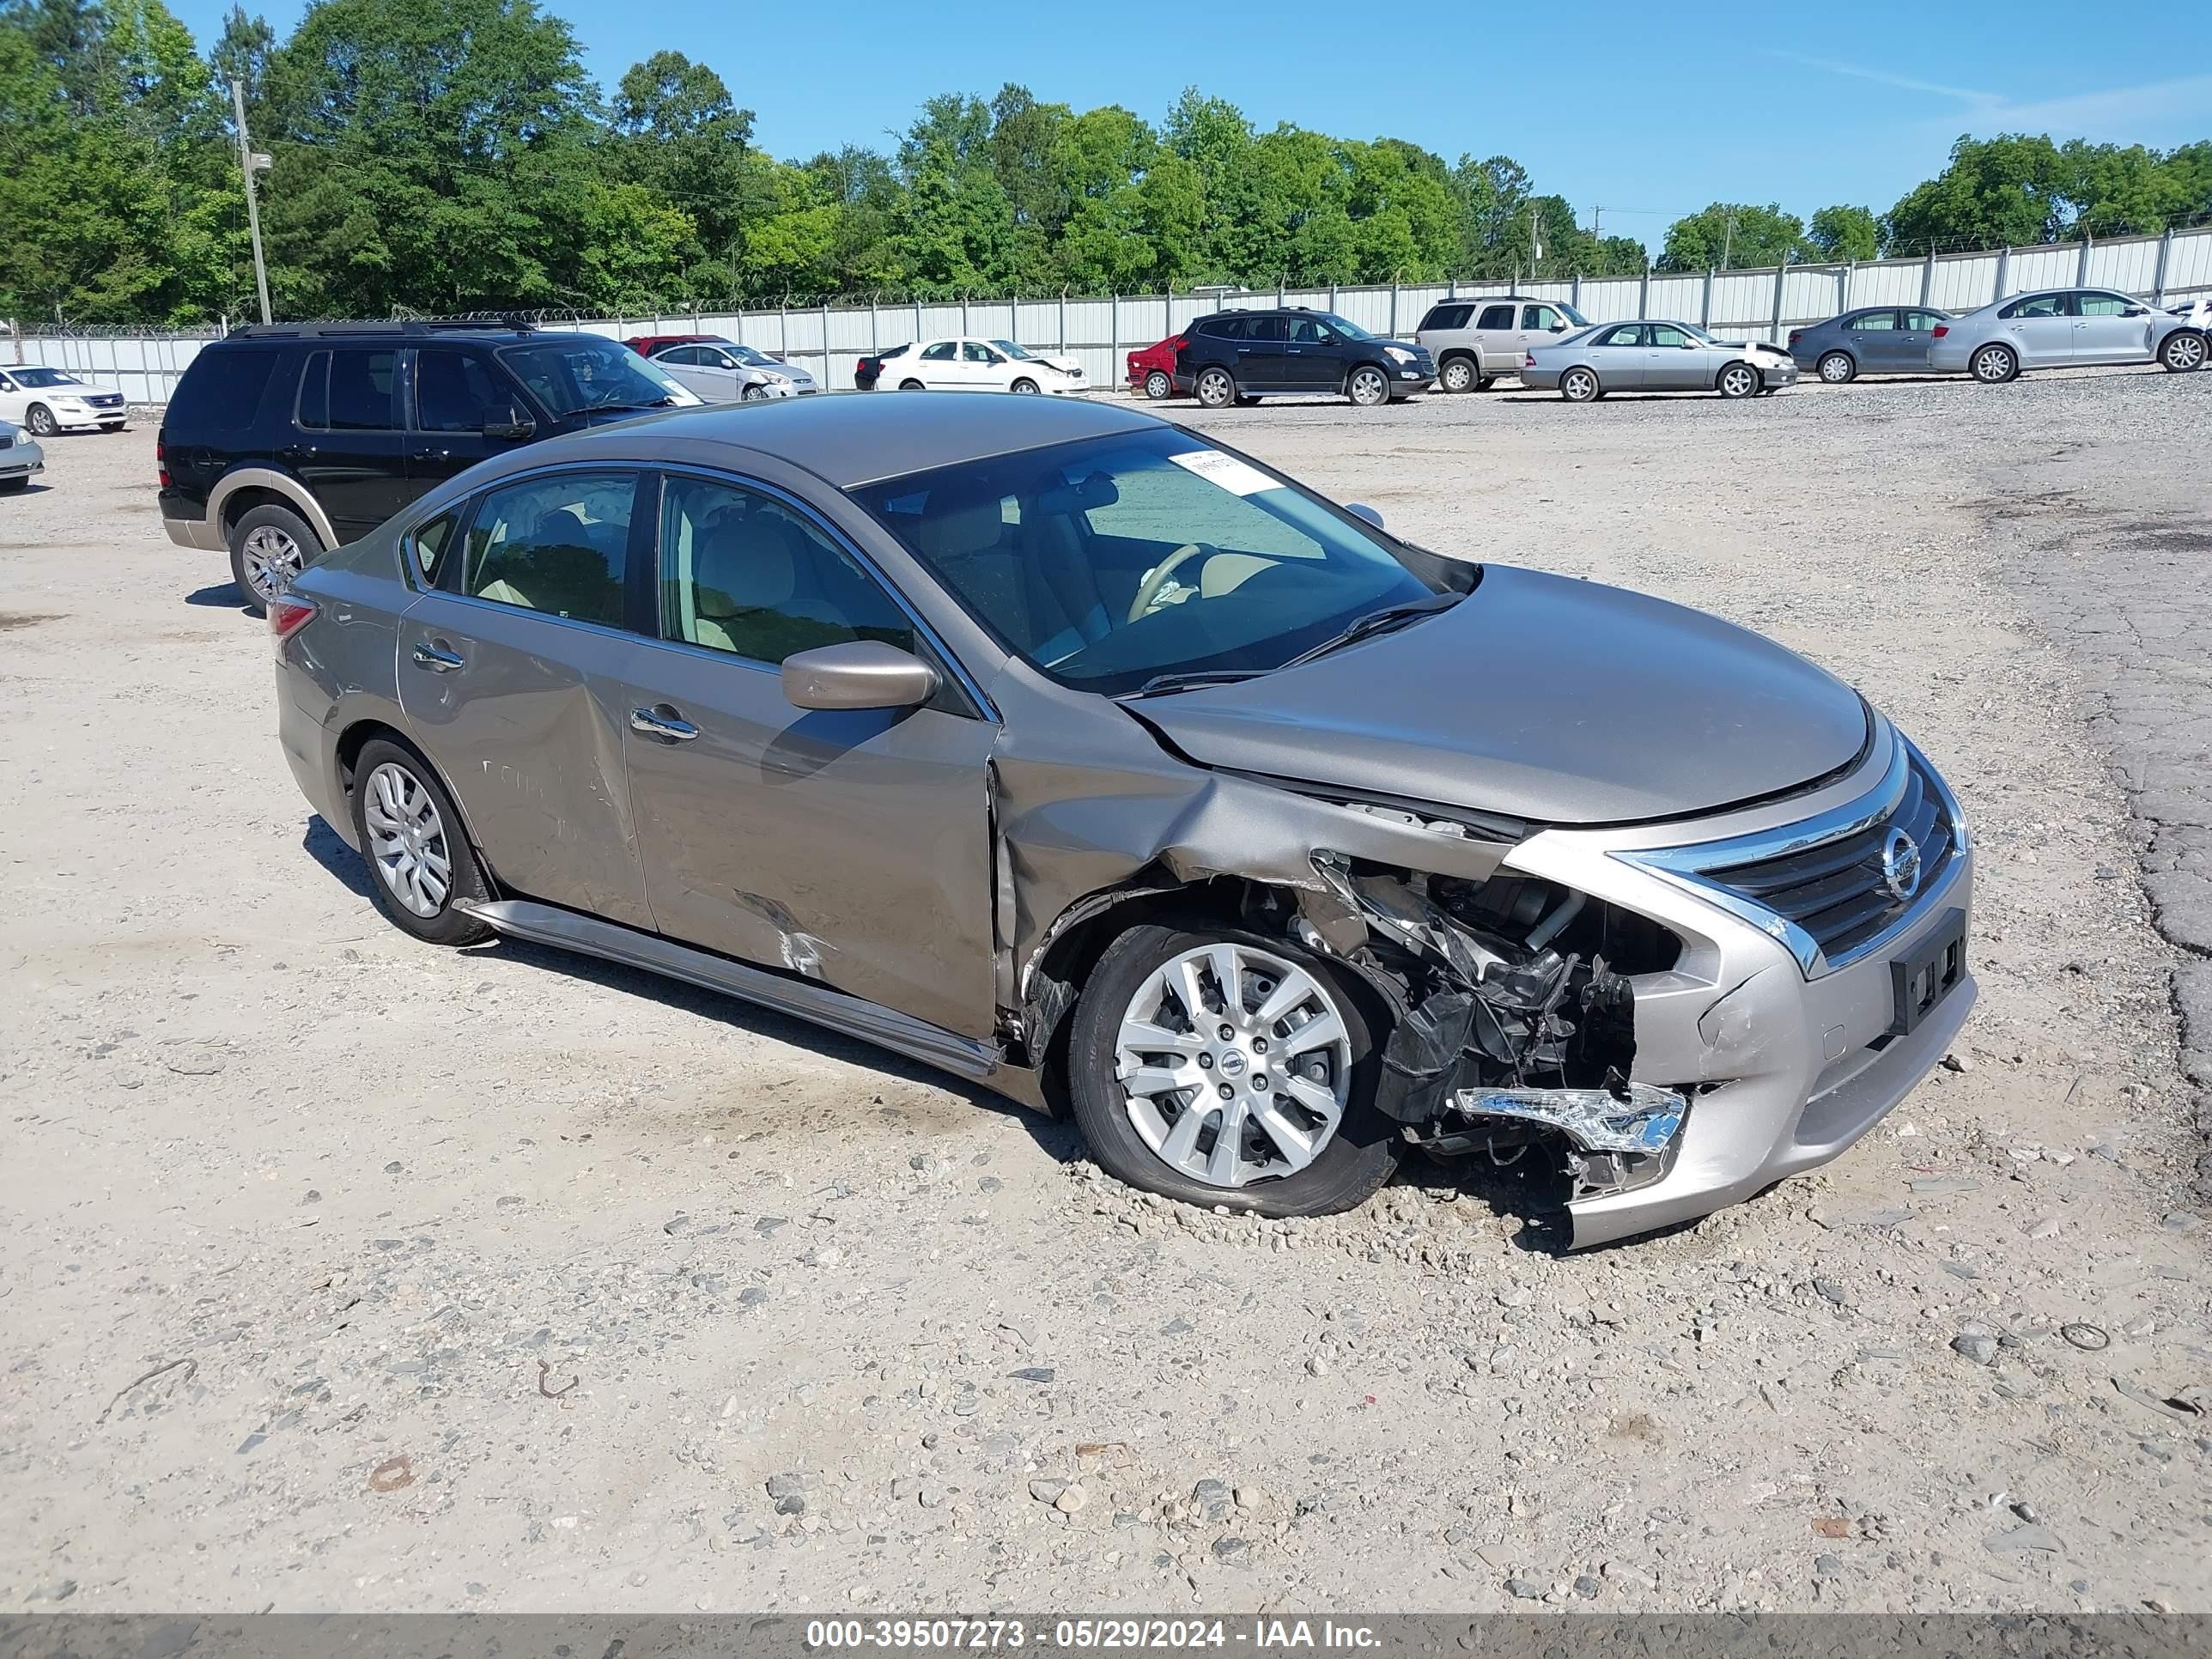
[915,340,963,388]
[2070,291,2148,362]
[1472,302,1519,373]
[2004,293,2075,365]
[1236,314,1291,388]
[1844,308,1906,370]
[611,469,999,1036]
[652,345,732,401]
[395,465,655,927]
[290,346,414,541]
[405,345,535,495]
[1585,323,1645,388]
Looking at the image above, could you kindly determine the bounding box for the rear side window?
[1476,304,1516,330]
[2002,294,2069,319]
[463,471,636,626]
[410,511,459,586]
[1207,316,1250,341]
[299,349,398,429]
[165,347,278,434]
[1421,303,1472,330]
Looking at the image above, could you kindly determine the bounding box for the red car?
[623,332,726,356]
[1126,337,1184,399]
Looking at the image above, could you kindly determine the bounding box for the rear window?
[165,347,279,434]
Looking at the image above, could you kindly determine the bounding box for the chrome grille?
[1702,753,1958,964]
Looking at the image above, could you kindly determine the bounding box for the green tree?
[1807,204,1879,261]
[1881,134,2067,252]
[1658,203,1807,270]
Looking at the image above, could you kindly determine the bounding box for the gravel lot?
[3,368,2209,1617]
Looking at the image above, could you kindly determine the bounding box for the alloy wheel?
[1349,367,1389,406]
[1196,369,1233,409]
[240,525,303,601]
[2162,333,2206,371]
[741,384,769,401]
[1720,364,1757,398]
[1972,345,2015,384]
[1441,359,1474,392]
[362,761,454,920]
[1562,368,1597,402]
[1113,942,1352,1189]
[27,405,56,436]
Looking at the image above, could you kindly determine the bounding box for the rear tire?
[1970,343,2019,384]
[1817,350,1856,384]
[898,378,925,391]
[2159,331,2206,373]
[348,738,494,948]
[0,477,27,493]
[1560,367,1600,403]
[1144,368,1172,399]
[1438,356,1477,393]
[1194,367,1236,409]
[1065,923,1398,1218]
[228,501,323,613]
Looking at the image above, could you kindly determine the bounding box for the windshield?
[498,337,700,416]
[1315,313,1373,340]
[991,339,1035,360]
[8,367,74,388]
[1559,302,1590,327]
[1680,323,1719,343]
[727,344,778,367]
[849,428,1468,696]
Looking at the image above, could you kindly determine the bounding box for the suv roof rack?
[225,318,540,340]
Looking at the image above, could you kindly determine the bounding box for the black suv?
[1172,308,1434,409]
[158,321,698,607]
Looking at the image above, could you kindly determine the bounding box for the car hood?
[1133,564,1871,825]
[1024,354,1085,375]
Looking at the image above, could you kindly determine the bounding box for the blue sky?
[182,0,2212,231]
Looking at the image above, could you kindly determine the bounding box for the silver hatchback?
[271,394,1972,1247]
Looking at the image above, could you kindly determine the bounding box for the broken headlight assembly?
[1303,853,1692,1204]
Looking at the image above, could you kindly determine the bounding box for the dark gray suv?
[272,394,1973,1246]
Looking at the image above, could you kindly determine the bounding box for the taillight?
[1787,330,1803,347]
[1524,352,1537,368]
[1931,325,1948,338]
[1168,335,1187,350]
[155,435,170,489]
[268,591,317,651]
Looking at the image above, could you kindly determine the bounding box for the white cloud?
[1961,76,2212,138]
[1763,51,1997,106]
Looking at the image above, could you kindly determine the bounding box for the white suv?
[0,363,129,434]
[1416,298,1590,392]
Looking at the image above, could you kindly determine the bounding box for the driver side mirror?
[1550,322,1568,331]
[2123,305,2149,317]
[483,405,536,441]
[1345,503,1384,531]
[782,641,939,711]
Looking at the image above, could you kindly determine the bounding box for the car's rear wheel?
[228,501,324,612]
[2159,331,2206,373]
[1347,365,1391,406]
[1144,368,1172,399]
[1438,356,1477,393]
[1717,362,1759,398]
[1066,923,1397,1217]
[349,739,494,947]
[1011,377,1039,394]
[25,404,57,437]
[1817,350,1856,384]
[1560,367,1600,403]
[1194,367,1236,409]
[1971,343,2019,384]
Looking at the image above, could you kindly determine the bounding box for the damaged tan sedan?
[270,393,1974,1247]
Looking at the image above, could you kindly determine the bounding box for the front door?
[396,465,654,927]
[1586,324,1646,388]
[2070,292,2148,362]
[1283,315,1341,391]
[1898,309,1945,370]
[1515,301,1570,362]
[1641,324,1706,389]
[289,345,414,541]
[405,345,536,495]
[613,471,999,1037]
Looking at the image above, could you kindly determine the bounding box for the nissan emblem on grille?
[1881,826,1923,902]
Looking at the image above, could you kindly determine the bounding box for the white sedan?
[878,337,1089,394]
[0,363,129,434]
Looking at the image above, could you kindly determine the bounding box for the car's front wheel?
[1346,365,1391,406]
[1011,377,1040,394]
[1817,350,1856,384]
[24,404,57,437]
[898,378,926,391]
[228,501,324,612]
[741,384,770,401]
[1194,368,1236,409]
[2159,331,2206,373]
[1971,343,2020,384]
[1065,924,1397,1217]
[1560,367,1600,403]
[349,738,493,947]
[1144,369,1172,399]
[1717,362,1759,398]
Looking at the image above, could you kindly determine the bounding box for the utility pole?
[231,79,273,324]
[1721,210,1736,274]
[1529,203,1543,278]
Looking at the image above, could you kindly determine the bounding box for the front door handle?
[410,641,464,672]
[629,705,699,742]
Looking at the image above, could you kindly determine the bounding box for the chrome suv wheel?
[1439,357,1476,393]
[1347,365,1390,406]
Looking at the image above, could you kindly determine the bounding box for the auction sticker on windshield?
[1169,449,1281,496]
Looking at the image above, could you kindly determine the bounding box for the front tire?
[1971,343,2020,384]
[898,378,925,391]
[228,501,324,612]
[1066,923,1397,1217]
[740,384,769,401]
[1817,350,1856,384]
[25,404,57,437]
[1194,367,1236,409]
[1438,356,1477,393]
[349,739,493,947]
[1011,377,1039,394]
[1144,368,1172,399]
[2159,331,2206,373]
[1717,362,1758,398]
[1560,367,1600,403]
[1346,364,1390,407]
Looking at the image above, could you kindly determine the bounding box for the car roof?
[471,391,1164,489]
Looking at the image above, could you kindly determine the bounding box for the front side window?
[415,348,513,433]
[659,476,915,664]
[962,342,1001,364]
[2075,292,2132,316]
[462,471,635,625]
[849,428,1462,696]
[1595,325,1643,347]
[1476,304,1516,330]
[1286,317,1335,345]
[496,337,691,417]
[1522,305,1562,330]
[1646,325,1692,349]
[1851,310,1899,331]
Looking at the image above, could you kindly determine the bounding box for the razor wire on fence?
[11,222,2211,406]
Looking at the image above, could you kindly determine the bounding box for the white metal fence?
[13,222,2211,405]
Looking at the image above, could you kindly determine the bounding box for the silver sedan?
[1928,288,2209,383]
[1522,321,1800,402]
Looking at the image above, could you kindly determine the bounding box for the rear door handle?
[410,642,464,672]
[629,705,699,742]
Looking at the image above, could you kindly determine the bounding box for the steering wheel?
[1127,543,1212,623]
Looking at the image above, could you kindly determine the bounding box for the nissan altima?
[270,393,1972,1247]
